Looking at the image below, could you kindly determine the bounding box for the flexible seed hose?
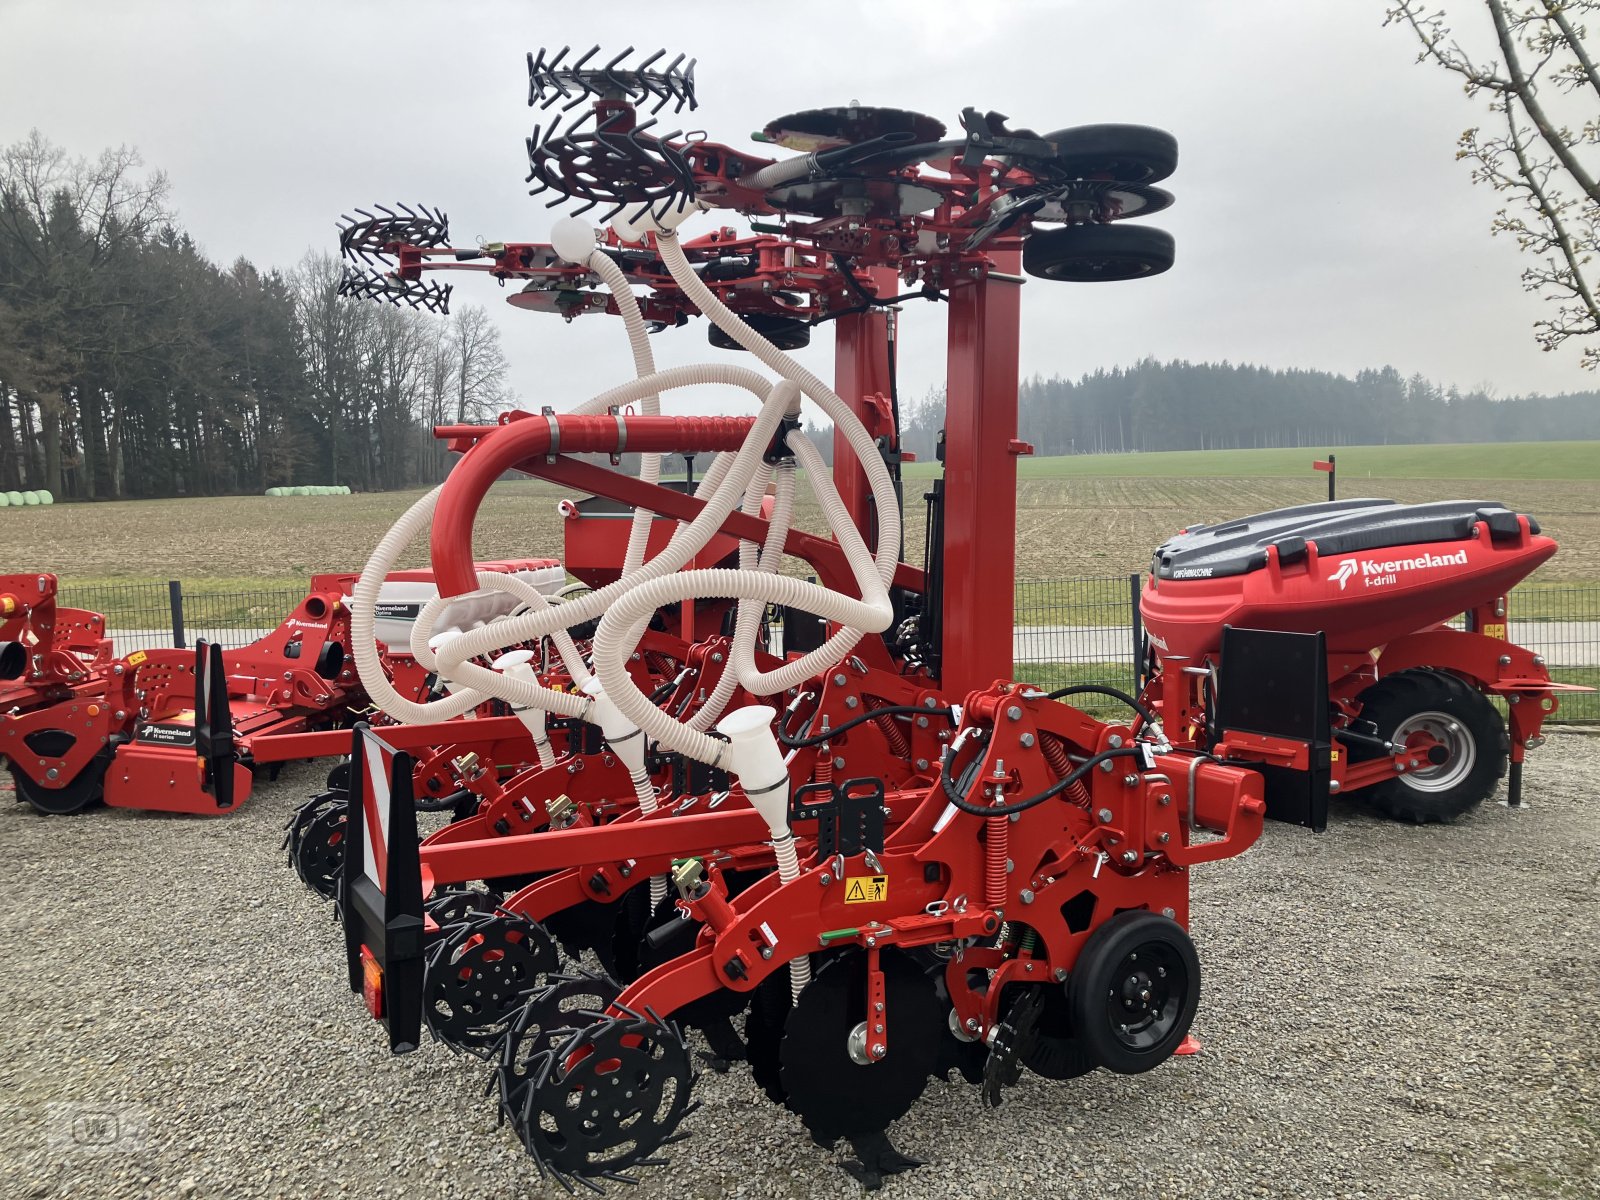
[429,373,797,693]
[686,459,796,733]
[583,231,901,768]
[585,247,661,575]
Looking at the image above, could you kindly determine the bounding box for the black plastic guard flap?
[1214,626,1332,832]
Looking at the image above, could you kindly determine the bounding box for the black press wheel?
[1023,224,1175,282]
[1067,910,1200,1074]
[1350,668,1507,823]
[1036,124,1178,184]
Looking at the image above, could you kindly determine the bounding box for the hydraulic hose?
[940,736,1142,819]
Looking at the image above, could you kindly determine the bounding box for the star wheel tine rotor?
[526,108,696,222]
[286,790,348,900]
[514,1010,697,1187]
[778,948,941,1165]
[338,265,452,315]
[282,788,341,859]
[527,45,697,115]
[494,968,622,1132]
[424,885,503,935]
[423,912,560,1055]
[337,202,449,265]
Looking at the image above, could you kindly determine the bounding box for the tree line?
[6,132,1599,502]
[0,131,510,501]
[892,359,1600,464]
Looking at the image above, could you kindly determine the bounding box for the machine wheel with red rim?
[1350,668,1507,823]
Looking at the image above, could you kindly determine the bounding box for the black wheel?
[1067,911,1200,1074]
[9,750,111,816]
[1023,224,1174,282]
[1350,668,1507,823]
[708,313,810,352]
[1036,124,1178,184]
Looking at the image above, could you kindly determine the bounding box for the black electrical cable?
[939,742,1141,818]
[779,703,955,749]
[1045,684,1156,727]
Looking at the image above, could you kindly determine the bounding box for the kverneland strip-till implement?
[320,47,1285,1190]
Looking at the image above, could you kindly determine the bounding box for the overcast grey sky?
[3,0,1591,416]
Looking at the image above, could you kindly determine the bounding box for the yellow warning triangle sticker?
[846,879,866,901]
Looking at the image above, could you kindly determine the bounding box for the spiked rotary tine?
[600,46,633,96]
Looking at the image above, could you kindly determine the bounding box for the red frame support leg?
[831,268,899,553]
[940,247,1024,697]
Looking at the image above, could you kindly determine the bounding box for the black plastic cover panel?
[1151,499,1537,581]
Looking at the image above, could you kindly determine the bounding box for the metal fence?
[58,580,300,656]
[50,573,1600,722]
[1011,575,1143,718]
[1010,573,1600,724]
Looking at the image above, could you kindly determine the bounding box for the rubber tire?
[1037,124,1178,184]
[1024,224,1174,282]
[1350,668,1507,823]
[1067,910,1200,1075]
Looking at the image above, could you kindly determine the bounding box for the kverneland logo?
[1328,549,1469,590]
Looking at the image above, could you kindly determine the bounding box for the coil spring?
[1041,733,1092,810]
[866,697,911,759]
[985,808,1009,909]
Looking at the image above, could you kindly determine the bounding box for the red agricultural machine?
[313,46,1295,1191]
[1,561,567,816]
[0,571,355,814]
[1140,497,1584,828]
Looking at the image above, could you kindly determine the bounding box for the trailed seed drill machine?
[325,47,1308,1190]
[1141,498,1587,827]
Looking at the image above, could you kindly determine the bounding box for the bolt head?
[1097,808,1113,823]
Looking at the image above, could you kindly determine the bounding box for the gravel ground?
[1,735,1596,1200]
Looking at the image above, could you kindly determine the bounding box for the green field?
[906,440,1600,480]
[8,441,1599,600]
